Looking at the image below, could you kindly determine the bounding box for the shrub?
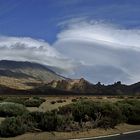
[56,114,74,131]
[99,102,122,123]
[32,96,40,100]
[59,100,122,128]
[51,101,56,104]
[28,111,44,128]
[4,97,28,104]
[24,99,44,107]
[33,97,46,102]
[0,117,28,137]
[98,117,117,129]
[116,99,140,124]
[71,99,77,102]
[39,111,58,131]
[57,100,64,103]
[0,111,46,137]
[0,102,28,117]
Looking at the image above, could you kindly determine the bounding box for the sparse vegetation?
[0,97,139,137]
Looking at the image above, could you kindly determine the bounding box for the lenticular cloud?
[54,20,140,84]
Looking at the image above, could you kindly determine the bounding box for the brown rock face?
[47,78,94,93]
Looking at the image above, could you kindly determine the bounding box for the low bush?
[4,97,29,104]
[0,117,28,137]
[98,117,117,129]
[24,99,43,107]
[59,100,122,128]
[39,111,59,131]
[0,102,28,117]
[57,100,63,103]
[116,100,140,124]
[51,101,56,104]
[71,99,77,102]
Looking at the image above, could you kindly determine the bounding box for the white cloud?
[53,20,140,84]
[0,36,76,72]
[57,20,140,50]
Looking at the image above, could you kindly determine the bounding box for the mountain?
[0,60,139,96]
[0,60,64,89]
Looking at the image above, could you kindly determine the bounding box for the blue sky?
[0,0,140,43]
[0,0,140,84]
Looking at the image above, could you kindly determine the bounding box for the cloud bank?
[54,20,140,84]
[0,36,76,72]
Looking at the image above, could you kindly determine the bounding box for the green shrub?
[33,97,46,102]
[0,111,46,137]
[98,117,117,129]
[0,117,28,137]
[116,100,140,124]
[28,111,44,128]
[99,102,122,123]
[59,100,122,128]
[39,111,58,131]
[0,102,28,117]
[24,99,44,107]
[4,97,28,104]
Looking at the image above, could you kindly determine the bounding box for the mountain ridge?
[0,60,139,95]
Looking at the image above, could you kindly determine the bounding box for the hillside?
[0,60,64,89]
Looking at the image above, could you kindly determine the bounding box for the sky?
[0,0,140,84]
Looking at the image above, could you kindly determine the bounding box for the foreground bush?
[39,111,63,131]
[0,117,28,137]
[0,102,28,117]
[116,99,140,124]
[59,100,123,128]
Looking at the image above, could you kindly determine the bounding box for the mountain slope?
[0,60,64,89]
